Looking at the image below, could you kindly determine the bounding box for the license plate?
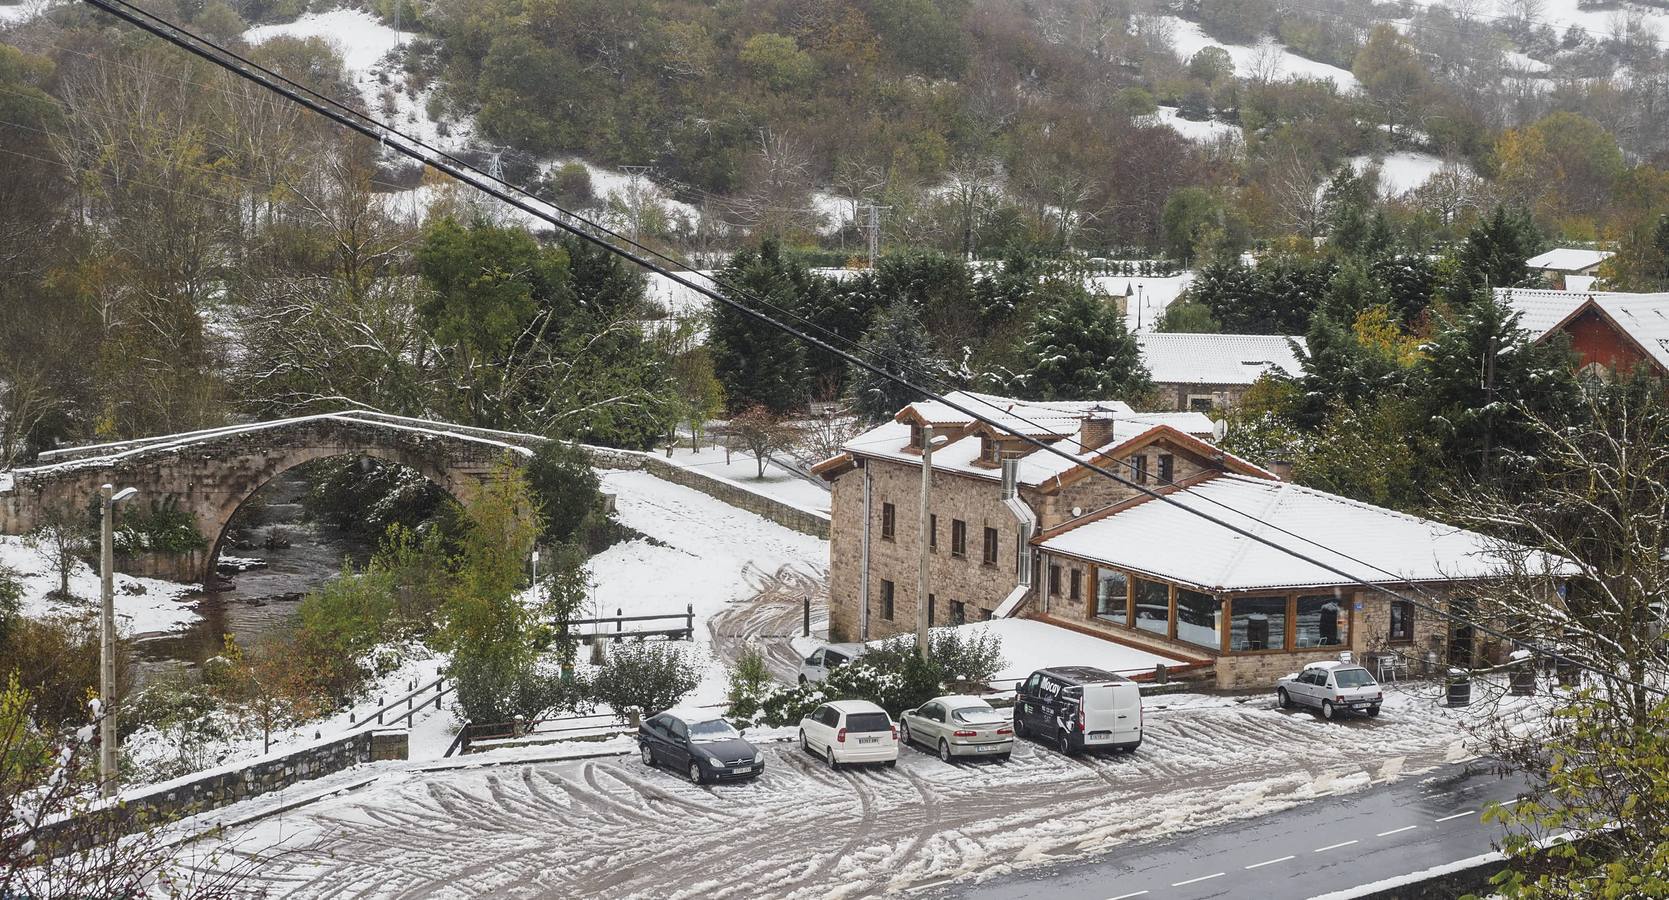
[976,744,1002,752]
[1087,731,1111,739]
[1351,703,1371,709]
[858,737,878,744]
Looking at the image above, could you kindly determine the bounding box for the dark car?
[638,709,764,784]
[1013,666,1143,755]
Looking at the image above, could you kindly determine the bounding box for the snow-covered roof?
[1498,289,1669,372]
[1137,333,1306,386]
[1525,248,1611,273]
[1040,474,1557,593]
[898,391,1136,436]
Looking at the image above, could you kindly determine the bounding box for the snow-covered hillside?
[1352,151,1470,197]
[1145,106,1242,145]
[1159,15,1360,91]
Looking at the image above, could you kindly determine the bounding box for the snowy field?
[0,534,198,635]
[1158,15,1361,91]
[655,444,831,514]
[1088,272,1194,333]
[1402,0,1669,51]
[1351,151,1470,197]
[1144,106,1242,145]
[188,682,1536,898]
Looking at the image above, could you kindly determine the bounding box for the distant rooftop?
[1526,248,1612,273]
[1136,333,1306,386]
[1498,288,1669,373]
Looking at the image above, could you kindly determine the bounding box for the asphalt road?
[952,760,1527,900]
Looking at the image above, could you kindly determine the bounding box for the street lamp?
[99,483,138,798]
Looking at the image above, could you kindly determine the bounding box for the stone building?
[1136,332,1306,411]
[815,391,1557,689]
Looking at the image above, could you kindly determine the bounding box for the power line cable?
[74,0,1667,696]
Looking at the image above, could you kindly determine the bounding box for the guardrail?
[343,675,452,732]
[444,703,730,757]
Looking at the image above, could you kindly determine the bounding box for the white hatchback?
[798,699,898,769]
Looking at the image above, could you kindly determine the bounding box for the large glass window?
[1295,594,1347,648]
[1230,596,1287,652]
[1096,569,1128,624]
[1175,589,1221,649]
[1133,578,1170,636]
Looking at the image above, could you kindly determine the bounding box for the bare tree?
[942,156,1002,259]
[26,506,90,601]
[728,405,805,479]
[729,130,817,239]
[1268,147,1328,239]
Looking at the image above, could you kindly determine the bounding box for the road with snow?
[956,759,1525,900]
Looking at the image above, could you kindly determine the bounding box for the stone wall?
[581,445,830,540]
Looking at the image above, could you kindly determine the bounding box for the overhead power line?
[73,0,1667,696]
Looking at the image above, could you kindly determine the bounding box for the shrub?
[112,499,207,555]
[724,649,773,723]
[590,642,701,718]
[0,564,20,644]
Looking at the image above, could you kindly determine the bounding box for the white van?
[1013,666,1143,754]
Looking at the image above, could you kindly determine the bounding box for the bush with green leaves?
[590,642,702,719]
[724,648,774,723]
[112,499,207,555]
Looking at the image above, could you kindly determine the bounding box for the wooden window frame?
[1049,564,1062,597]
[1158,453,1175,484]
[982,526,999,566]
[950,519,967,558]
[880,579,894,620]
[1388,599,1414,644]
[1069,568,1082,601]
[928,514,938,552]
[881,502,896,542]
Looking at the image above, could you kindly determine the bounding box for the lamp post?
[99,483,138,798]
[531,548,541,607]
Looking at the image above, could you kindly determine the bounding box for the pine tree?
[1439,205,1542,302]
[1012,282,1151,402]
[707,240,809,414]
[848,299,948,423]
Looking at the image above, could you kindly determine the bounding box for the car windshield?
[688,718,741,742]
[950,705,1001,724]
[1333,668,1377,688]
[845,712,892,733]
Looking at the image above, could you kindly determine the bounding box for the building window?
[909,423,924,449]
[982,527,999,565]
[951,519,967,557]
[881,502,895,541]
[880,580,894,620]
[980,437,1000,465]
[1049,565,1062,596]
[1133,577,1169,635]
[1158,454,1175,484]
[1188,395,1214,412]
[1132,454,1149,484]
[951,600,966,625]
[1389,600,1413,643]
[1070,569,1083,601]
[1296,595,1347,648]
[927,593,935,627]
[982,607,994,621]
[1096,569,1129,625]
[1230,596,1287,652]
[1175,589,1220,649]
[929,514,938,551]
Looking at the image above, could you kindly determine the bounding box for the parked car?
[899,695,1013,762]
[1277,661,1384,719]
[797,699,898,769]
[1013,666,1143,755]
[797,642,866,684]
[638,709,764,784]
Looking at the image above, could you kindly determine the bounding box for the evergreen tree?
[1439,205,1542,302]
[848,299,948,423]
[805,271,886,397]
[708,240,809,414]
[1012,282,1150,402]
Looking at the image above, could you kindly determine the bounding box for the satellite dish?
[1071,506,1082,517]
[1211,418,1229,442]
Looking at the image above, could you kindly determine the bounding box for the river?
[132,471,373,680]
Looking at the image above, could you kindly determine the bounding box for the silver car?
[1277,662,1384,719]
[898,695,1014,762]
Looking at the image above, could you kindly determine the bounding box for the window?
[951,519,967,557]
[881,502,895,541]
[909,423,924,449]
[982,526,999,565]
[1230,596,1288,652]
[951,600,966,625]
[1133,577,1170,635]
[980,437,1000,464]
[1096,569,1129,624]
[1175,588,1220,649]
[982,607,994,621]
[1388,600,1414,643]
[669,719,688,742]
[1296,595,1347,648]
[1188,395,1214,412]
[1049,565,1062,597]
[927,593,935,627]
[1070,569,1083,601]
[880,580,895,620]
[1158,454,1175,484]
[929,514,938,551]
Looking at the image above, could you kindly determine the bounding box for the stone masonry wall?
[581,446,830,540]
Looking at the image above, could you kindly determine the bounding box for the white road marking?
[1377,825,1418,837]
[1245,855,1296,869]
[1315,839,1359,852]
[1496,798,1521,807]
[1435,810,1477,823]
[1172,873,1225,887]
[1106,892,1150,900]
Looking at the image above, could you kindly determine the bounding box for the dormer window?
[980,436,1001,465]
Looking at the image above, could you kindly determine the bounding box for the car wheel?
[1322,700,1336,720]
[1056,729,1076,756]
[1014,715,1027,738]
[1367,704,1381,717]
[884,758,896,768]
[826,746,840,771]
[689,761,704,785]
[1277,688,1292,709]
[996,753,1012,762]
[798,674,808,685]
[900,721,913,747]
[640,744,654,767]
[938,739,952,763]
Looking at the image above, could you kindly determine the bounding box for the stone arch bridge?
[0,411,545,583]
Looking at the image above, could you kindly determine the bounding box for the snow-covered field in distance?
[1402,0,1669,51]
[1158,15,1362,91]
[1144,106,1243,145]
[1351,151,1471,197]
[0,534,198,635]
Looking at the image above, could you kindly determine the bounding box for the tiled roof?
[1498,288,1669,372]
[1525,248,1611,272]
[1136,332,1306,386]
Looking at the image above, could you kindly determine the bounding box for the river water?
[132,472,373,680]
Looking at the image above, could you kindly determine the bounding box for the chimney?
[1271,460,1293,481]
[1079,407,1117,450]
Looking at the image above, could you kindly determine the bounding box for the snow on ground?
[1352,151,1469,197]
[1144,106,1242,145]
[584,469,829,707]
[0,535,198,635]
[1503,50,1552,73]
[645,269,719,318]
[0,0,53,24]
[656,444,831,514]
[963,618,1188,684]
[1403,0,1669,49]
[1159,16,1360,91]
[1089,271,1195,333]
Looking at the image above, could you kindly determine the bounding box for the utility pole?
[916,426,933,660]
[623,165,651,243]
[861,203,892,270]
[99,483,137,798]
